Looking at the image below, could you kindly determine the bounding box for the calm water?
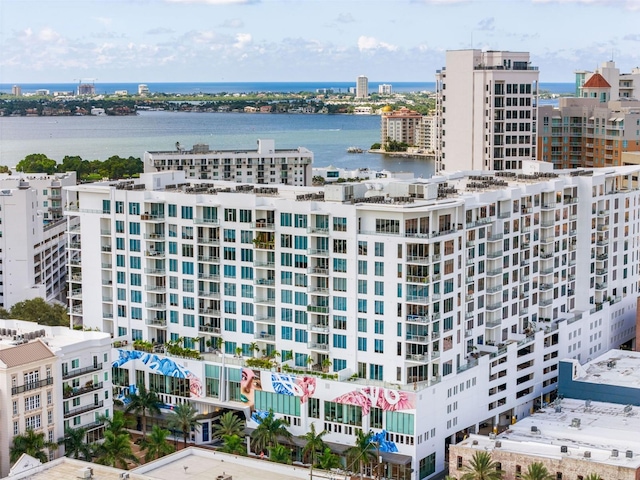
[0,112,436,177]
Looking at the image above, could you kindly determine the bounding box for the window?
[294,214,307,228]
[374,319,384,334]
[281,326,293,340]
[374,262,384,276]
[168,204,177,217]
[181,206,193,219]
[239,209,252,223]
[280,213,292,226]
[333,217,347,231]
[358,280,367,294]
[374,339,384,353]
[129,222,140,235]
[370,364,383,380]
[333,258,347,272]
[374,242,384,256]
[333,334,347,348]
[129,202,140,215]
[358,337,367,351]
[358,298,367,313]
[358,318,367,332]
[333,315,347,330]
[374,301,384,315]
[294,236,308,250]
[241,320,254,334]
[358,260,367,275]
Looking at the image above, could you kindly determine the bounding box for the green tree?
[583,475,601,480]
[219,434,246,455]
[518,462,553,480]
[94,430,139,469]
[0,307,10,318]
[250,410,292,454]
[100,410,134,436]
[0,165,11,174]
[212,411,245,439]
[124,384,161,438]
[140,425,175,461]
[316,447,342,470]
[269,443,292,464]
[345,430,376,478]
[166,402,200,448]
[299,423,327,478]
[16,153,57,174]
[60,426,92,461]
[10,429,57,464]
[461,451,504,480]
[9,298,69,326]
[249,341,260,357]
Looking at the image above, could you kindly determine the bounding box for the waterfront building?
[576,60,640,100]
[312,166,415,183]
[450,399,640,480]
[416,116,437,154]
[138,84,149,95]
[76,83,95,96]
[379,84,392,95]
[11,85,21,97]
[356,75,369,99]
[0,321,112,477]
[63,164,638,478]
[537,97,640,168]
[143,139,313,186]
[435,50,539,172]
[381,107,423,148]
[0,173,77,309]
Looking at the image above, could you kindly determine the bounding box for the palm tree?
[299,423,327,479]
[316,447,342,471]
[10,429,57,464]
[250,409,292,454]
[345,430,376,478]
[60,426,92,461]
[140,425,175,461]
[124,384,161,438]
[269,443,292,464]
[100,410,134,436]
[518,462,553,480]
[220,434,246,455]
[94,430,139,469]
[212,411,245,439]
[583,474,601,480]
[166,402,201,448]
[461,451,503,480]
[250,342,260,357]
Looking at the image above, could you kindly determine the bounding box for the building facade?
[144,139,313,186]
[0,173,77,309]
[537,97,640,169]
[356,75,369,99]
[379,84,392,95]
[576,60,640,100]
[65,166,638,479]
[381,107,424,147]
[0,321,112,476]
[435,50,539,172]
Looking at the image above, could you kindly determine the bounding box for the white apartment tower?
[144,139,313,186]
[356,75,369,99]
[436,50,539,172]
[65,167,637,479]
[0,173,77,309]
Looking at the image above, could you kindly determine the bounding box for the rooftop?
[457,398,640,468]
[0,340,55,368]
[583,72,612,89]
[0,319,111,353]
[570,349,640,389]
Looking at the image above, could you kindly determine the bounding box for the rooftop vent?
[626,450,634,458]
[472,440,478,445]
[612,449,619,457]
[584,451,591,458]
[555,406,562,413]
[571,418,581,428]
[495,441,502,448]
[561,446,568,453]
[624,405,633,414]
[531,426,538,432]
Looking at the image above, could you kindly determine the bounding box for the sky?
[1,0,640,84]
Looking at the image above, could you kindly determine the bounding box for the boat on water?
[347,147,364,153]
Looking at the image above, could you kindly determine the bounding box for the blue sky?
[1,0,640,83]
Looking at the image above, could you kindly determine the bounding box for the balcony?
[140,214,165,222]
[145,268,166,275]
[406,315,429,324]
[307,249,329,257]
[146,318,167,327]
[145,250,165,258]
[307,342,329,351]
[307,286,329,295]
[194,218,220,225]
[254,332,276,341]
[62,363,103,380]
[406,295,429,304]
[145,233,166,240]
[63,382,104,399]
[197,237,220,245]
[308,267,329,275]
[254,297,276,305]
[255,261,276,269]
[198,324,221,334]
[406,275,429,284]
[307,227,329,235]
[64,401,104,419]
[145,302,167,309]
[308,323,329,333]
[198,291,220,299]
[12,377,54,395]
[198,255,220,263]
[252,221,276,231]
[406,334,429,344]
[307,305,329,314]
[255,315,276,324]
[405,353,429,362]
[254,279,276,286]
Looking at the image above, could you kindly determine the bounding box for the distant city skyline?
[1,0,640,84]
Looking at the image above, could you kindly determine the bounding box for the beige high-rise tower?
[435,50,539,172]
[356,75,368,99]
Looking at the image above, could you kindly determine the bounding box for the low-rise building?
[0,320,112,476]
[143,139,312,186]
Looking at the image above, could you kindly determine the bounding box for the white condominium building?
[436,50,539,173]
[0,321,111,477]
[144,139,313,186]
[0,173,77,309]
[65,166,637,479]
[576,60,640,100]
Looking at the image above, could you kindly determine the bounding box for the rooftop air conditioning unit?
[120,474,130,480]
[584,451,591,458]
[495,441,502,448]
[561,446,568,453]
[626,450,634,458]
[472,440,478,445]
[531,426,538,432]
[77,467,92,479]
[612,449,619,457]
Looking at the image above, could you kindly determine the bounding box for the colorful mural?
[332,386,415,414]
[113,349,203,397]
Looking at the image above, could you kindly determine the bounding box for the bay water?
[0,111,436,177]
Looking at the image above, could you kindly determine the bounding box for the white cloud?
[233,33,252,49]
[357,36,398,52]
[219,18,244,28]
[145,27,175,35]
[477,17,495,31]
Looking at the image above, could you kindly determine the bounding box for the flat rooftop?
[0,319,110,352]
[572,349,640,388]
[457,398,640,468]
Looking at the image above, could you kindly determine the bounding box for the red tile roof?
[583,73,611,89]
